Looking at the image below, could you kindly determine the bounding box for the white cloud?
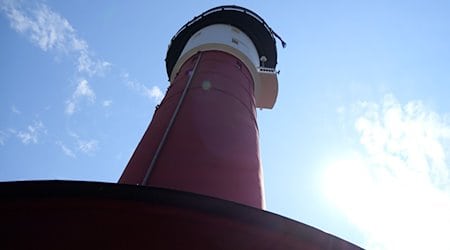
[74,79,95,101]
[65,100,76,115]
[11,105,21,114]
[1,0,112,117]
[121,72,164,103]
[324,94,450,250]
[15,120,46,144]
[1,1,71,51]
[56,132,98,157]
[0,1,110,76]
[65,78,95,115]
[2,1,164,117]
[77,139,98,154]
[145,86,164,102]
[68,132,99,155]
[0,130,7,145]
[102,100,112,107]
[56,141,75,158]
[77,52,112,76]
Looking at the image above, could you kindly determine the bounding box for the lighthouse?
[119,5,283,208]
[0,5,362,250]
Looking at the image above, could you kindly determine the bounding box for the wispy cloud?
[145,86,164,102]
[1,1,163,118]
[65,78,95,115]
[14,120,46,144]
[325,94,450,250]
[0,130,7,146]
[74,79,95,101]
[11,105,21,114]
[65,101,76,115]
[56,141,75,158]
[102,100,112,107]
[68,132,99,155]
[1,0,111,118]
[121,72,164,103]
[56,132,98,158]
[77,139,98,154]
[0,0,110,76]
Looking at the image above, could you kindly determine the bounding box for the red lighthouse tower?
[119,6,282,208]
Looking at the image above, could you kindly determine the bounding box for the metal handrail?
[141,52,203,185]
[257,67,277,73]
[170,5,286,48]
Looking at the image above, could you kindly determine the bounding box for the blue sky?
[1,1,450,249]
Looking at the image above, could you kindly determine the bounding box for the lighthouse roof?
[165,5,284,78]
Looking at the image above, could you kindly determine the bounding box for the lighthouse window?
[232,38,239,45]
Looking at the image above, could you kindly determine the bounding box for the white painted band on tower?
[182,24,260,67]
[170,24,279,109]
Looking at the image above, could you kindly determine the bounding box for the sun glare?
[322,153,450,250]
[322,154,375,227]
[323,94,450,249]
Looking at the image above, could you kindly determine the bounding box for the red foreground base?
[0,181,361,250]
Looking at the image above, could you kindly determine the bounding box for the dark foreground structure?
[1,6,361,249]
[0,181,361,249]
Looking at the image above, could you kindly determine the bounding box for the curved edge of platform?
[0,180,362,250]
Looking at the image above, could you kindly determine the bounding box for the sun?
[322,152,450,250]
[323,154,373,212]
